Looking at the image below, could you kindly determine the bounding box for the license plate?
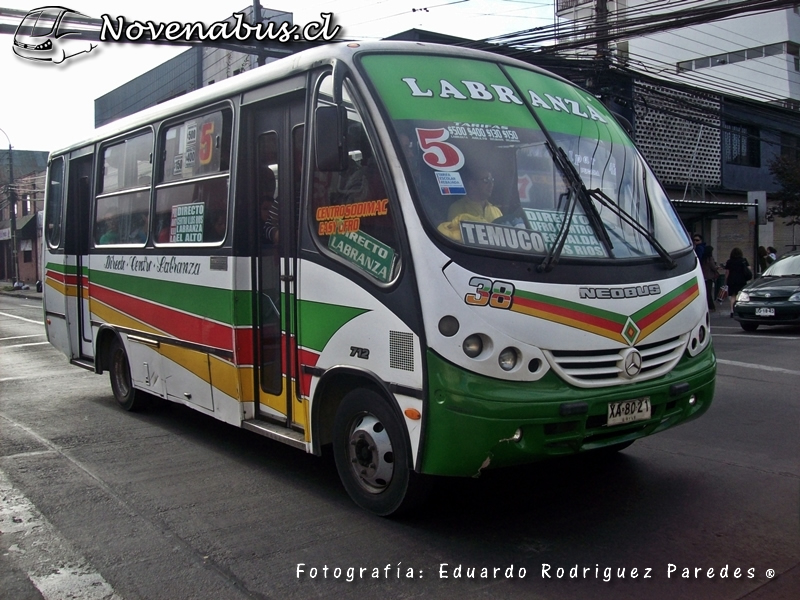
[607,397,651,426]
[755,307,775,317]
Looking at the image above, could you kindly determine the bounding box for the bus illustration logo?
[13,6,98,63]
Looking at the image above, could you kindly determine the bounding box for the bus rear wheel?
[333,389,429,516]
[109,338,145,411]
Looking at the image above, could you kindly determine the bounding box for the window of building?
[724,123,760,167]
[780,133,800,162]
[95,130,154,246]
[154,108,232,244]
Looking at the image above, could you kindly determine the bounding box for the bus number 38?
[465,277,515,309]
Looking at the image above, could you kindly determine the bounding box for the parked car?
[733,250,800,332]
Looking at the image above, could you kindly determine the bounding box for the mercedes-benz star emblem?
[621,348,643,378]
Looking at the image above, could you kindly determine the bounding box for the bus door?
[243,87,306,430]
[64,151,94,362]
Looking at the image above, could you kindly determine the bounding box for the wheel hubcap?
[347,413,394,494]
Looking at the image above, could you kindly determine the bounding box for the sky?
[0,0,555,152]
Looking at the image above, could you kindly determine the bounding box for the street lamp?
[0,127,19,284]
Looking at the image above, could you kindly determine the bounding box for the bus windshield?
[360,54,689,262]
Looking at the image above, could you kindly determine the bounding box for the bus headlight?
[498,347,519,371]
[462,334,483,358]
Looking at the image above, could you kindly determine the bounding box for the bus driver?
[437,168,503,241]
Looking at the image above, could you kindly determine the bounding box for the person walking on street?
[701,245,719,311]
[724,247,752,317]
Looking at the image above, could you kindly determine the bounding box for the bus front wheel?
[333,389,429,516]
[109,338,145,411]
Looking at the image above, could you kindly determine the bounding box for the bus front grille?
[544,334,688,388]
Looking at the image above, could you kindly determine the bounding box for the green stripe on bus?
[297,299,369,352]
[89,269,250,325]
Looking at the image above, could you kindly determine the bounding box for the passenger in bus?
[129,213,149,244]
[98,211,120,245]
[437,168,503,241]
[260,167,279,245]
[207,211,227,242]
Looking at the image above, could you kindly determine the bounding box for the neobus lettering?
[579,285,661,299]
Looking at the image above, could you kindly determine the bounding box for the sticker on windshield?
[435,171,466,195]
[446,123,520,142]
[524,209,606,258]
[460,221,546,254]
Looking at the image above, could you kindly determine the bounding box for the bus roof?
[51,40,565,157]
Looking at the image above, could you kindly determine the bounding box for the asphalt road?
[1,294,798,600]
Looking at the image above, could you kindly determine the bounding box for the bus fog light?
[512,428,523,442]
[688,394,697,406]
[498,347,519,371]
[438,315,460,337]
[462,334,483,358]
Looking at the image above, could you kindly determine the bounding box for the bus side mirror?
[315,105,349,172]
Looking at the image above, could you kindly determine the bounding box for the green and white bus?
[43,41,715,515]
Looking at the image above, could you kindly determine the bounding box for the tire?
[332,388,430,516]
[740,322,759,332]
[109,338,145,411]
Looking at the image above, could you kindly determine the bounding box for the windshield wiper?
[585,187,677,269]
[538,145,614,272]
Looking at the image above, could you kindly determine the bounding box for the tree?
[768,154,800,225]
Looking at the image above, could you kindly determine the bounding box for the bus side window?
[46,157,65,248]
[155,109,231,245]
[311,77,399,284]
[95,132,153,246]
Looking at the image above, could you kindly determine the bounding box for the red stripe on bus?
[91,284,234,351]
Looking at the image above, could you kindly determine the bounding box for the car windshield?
[763,254,800,277]
[360,54,690,262]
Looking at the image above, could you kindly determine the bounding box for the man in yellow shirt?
[438,169,503,241]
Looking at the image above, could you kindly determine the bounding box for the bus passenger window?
[95,132,153,246]
[45,157,65,248]
[155,109,232,244]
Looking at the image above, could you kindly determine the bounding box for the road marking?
[0,311,43,325]
[716,358,800,376]
[0,334,45,341]
[0,470,123,600]
[6,341,50,348]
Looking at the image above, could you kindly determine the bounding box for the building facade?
[0,149,48,284]
[553,0,800,264]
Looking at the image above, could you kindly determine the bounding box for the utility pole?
[595,0,610,64]
[1,128,19,284]
[252,0,264,68]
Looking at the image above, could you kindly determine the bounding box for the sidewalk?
[0,281,42,301]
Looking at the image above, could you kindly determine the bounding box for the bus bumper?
[419,345,716,477]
